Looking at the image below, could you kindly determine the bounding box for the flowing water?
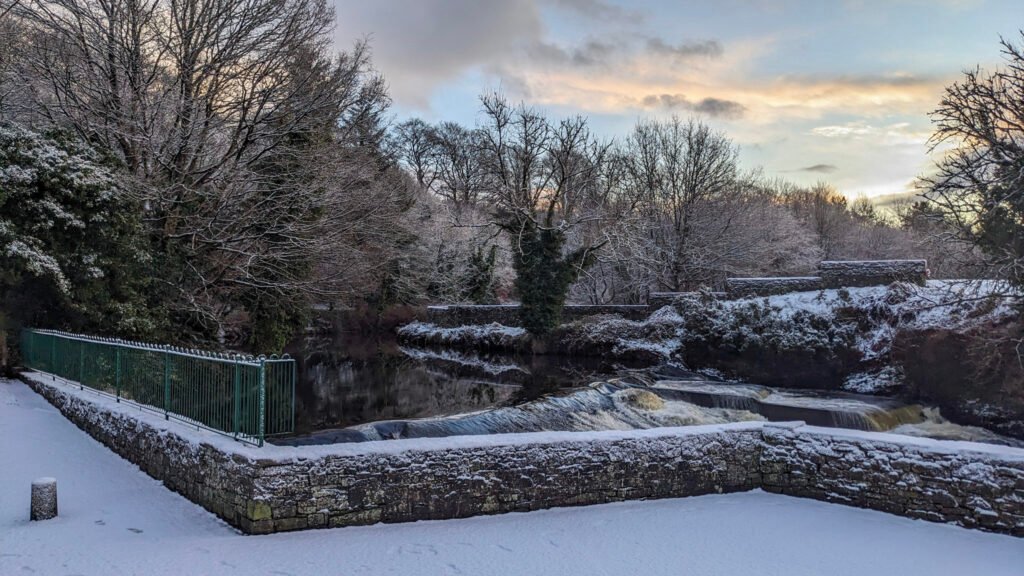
[650,380,927,431]
[283,337,635,441]
[275,337,1024,448]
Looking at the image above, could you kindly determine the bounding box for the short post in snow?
[31,477,58,521]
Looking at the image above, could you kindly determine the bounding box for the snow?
[783,423,1024,461]
[398,321,528,348]
[843,366,904,394]
[24,370,1024,464]
[19,371,768,459]
[397,345,528,377]
[3,379,1022,576]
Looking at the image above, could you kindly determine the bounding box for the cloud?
[810,121,930,146]
[546,0,644,23]
[645,38,724,60]
[527,40,619,68]
[641,94,688,108]
[692,97,747,118]
[797,164,839,173]
[811,123,875,138]
[641,93,746,119]
[330,1,949,133]
[331,0,544,108]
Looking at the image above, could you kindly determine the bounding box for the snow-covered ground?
[2,378,1022,576]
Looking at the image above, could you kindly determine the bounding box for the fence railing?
[19,329,295,446]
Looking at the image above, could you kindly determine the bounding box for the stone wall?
[725,277,824,298]
[422,261,929,327]
[21,374,1024,537]
[760,422,1024,535]
[640,261,931,309]
[24,373,259,530]
[250,428,764,533]
[426,304,651,327]
[648,292,725,309]
[819,260,927,288]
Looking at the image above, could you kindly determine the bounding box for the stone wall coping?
[427,304,521,310]
[22,372,765,461]
[426,304,651,310]
[763,421,806,430]
[23,371,1024,536]
[24,371,1024,465]
[769,422,1024,462]
[819,259,928,266]
[728,277,823,282]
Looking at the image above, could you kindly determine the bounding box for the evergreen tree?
[0,123,155,340]
[506,221,597,335]
[460,245,498,304]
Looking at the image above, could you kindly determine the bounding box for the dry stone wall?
[249,429,764,533]
[645,260,930,306]
[819,259,927,288]
[760,422,1024,535]
[22,375,1024,537]
[725,277,824,298]
[25,374,258,529]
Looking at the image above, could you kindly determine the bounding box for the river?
[275,336,1023,448]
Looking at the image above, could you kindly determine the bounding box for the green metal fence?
[19,329,295,446]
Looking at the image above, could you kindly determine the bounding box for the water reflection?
[287,336,626,436]
[279,335,1023,449]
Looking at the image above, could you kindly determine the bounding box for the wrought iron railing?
[19,329,295,446]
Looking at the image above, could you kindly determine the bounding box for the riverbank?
[398,281,1024,439]
[2,377,1022,575]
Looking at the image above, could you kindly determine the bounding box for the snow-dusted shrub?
[673,292,856,356]
[0,123,154,336]
[397,322,530,351]
[555,308,684,362]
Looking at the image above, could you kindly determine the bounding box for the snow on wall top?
[22,371,1024,465]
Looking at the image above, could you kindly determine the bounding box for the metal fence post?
[78,342,84,389]
[115,348,121,403]
[163,353,170,420]
[257,358,266,447]
[232,361,241,439]
[17,329,293,446]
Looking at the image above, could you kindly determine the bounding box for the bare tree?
[924,31,1024,289]
[619,117,743,290]
[0,1,22,114]
[9,0,405,346]
[390,118,438,191]
[430,121,488,211]
[474,93,613,334]
[782,183,853,260]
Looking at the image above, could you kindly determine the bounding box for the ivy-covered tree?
[0,123,155,347]
[476,95,612,336]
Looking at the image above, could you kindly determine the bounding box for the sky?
[330,0,1023,198]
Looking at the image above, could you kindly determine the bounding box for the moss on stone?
[247,499,273,521]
